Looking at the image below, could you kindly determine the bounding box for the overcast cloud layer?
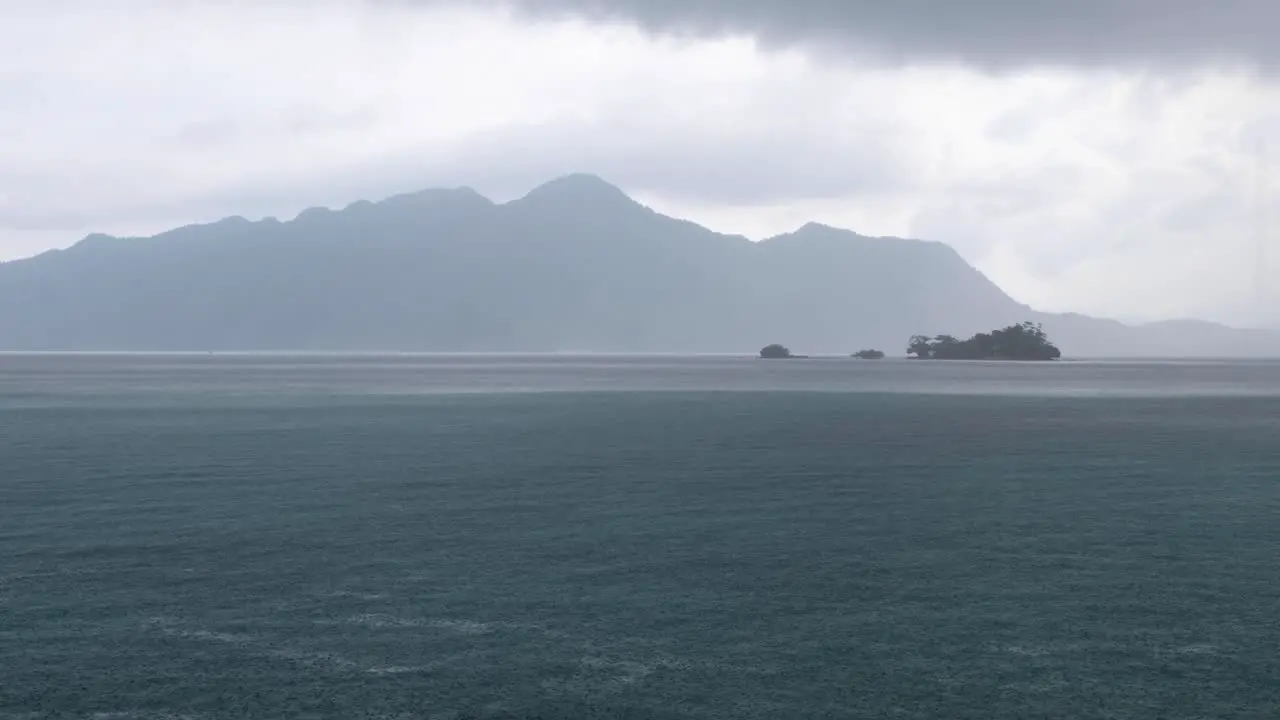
[457,0,1280,70]
[1,1,1278,326]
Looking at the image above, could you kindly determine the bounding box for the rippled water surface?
[3,354,1279,718]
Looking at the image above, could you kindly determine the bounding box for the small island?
[851,349,885,359]
[759,344,809,359]
[907,321,1062,360]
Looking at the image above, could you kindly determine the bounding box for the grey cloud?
[8,108,917,239]
[175,119,244,148]
[1159,192,1240,234]
[0,206,114,234]
[173,107,380,149]
[0,211,92,233]
[440,0,1279,70]
[984,106,1047,144]
[418,116,915,205]
[907,163,1091,271]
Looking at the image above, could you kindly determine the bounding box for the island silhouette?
[759,344,808,359]
[907,321,1062,360]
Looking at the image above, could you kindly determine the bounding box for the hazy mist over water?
[5,353,1280,401]
[3,354,1280,718]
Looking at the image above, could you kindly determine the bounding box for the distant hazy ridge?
[2,174,1277,356]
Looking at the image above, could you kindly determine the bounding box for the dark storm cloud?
[440,0,1279,70]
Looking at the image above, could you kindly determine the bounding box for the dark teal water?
[3,354,1280,719]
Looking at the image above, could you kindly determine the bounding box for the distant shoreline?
[5,350,1280,362]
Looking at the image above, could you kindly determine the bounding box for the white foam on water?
[1005,644,1052,656]
[144,616,396,674]
[346,613,425,629]
[87,714,212,720]
[145,618,254,647]
[429,619,501,635]
[322,590,391,601]
[366,665,431,675]
[343,614,515,635]
[546,652,696,696]
[1170,644,1220,656]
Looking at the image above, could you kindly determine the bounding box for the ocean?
[3,354,1279,719]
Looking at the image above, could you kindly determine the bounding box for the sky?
[2,0,1278,326]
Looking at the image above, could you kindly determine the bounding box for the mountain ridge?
[1,174,1276,356]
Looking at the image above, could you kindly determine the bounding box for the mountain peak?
[381,185,492,209]
[70,232,119,252]
[762,222,864,245]
[793,222,848,237]
[518,173,634,206]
